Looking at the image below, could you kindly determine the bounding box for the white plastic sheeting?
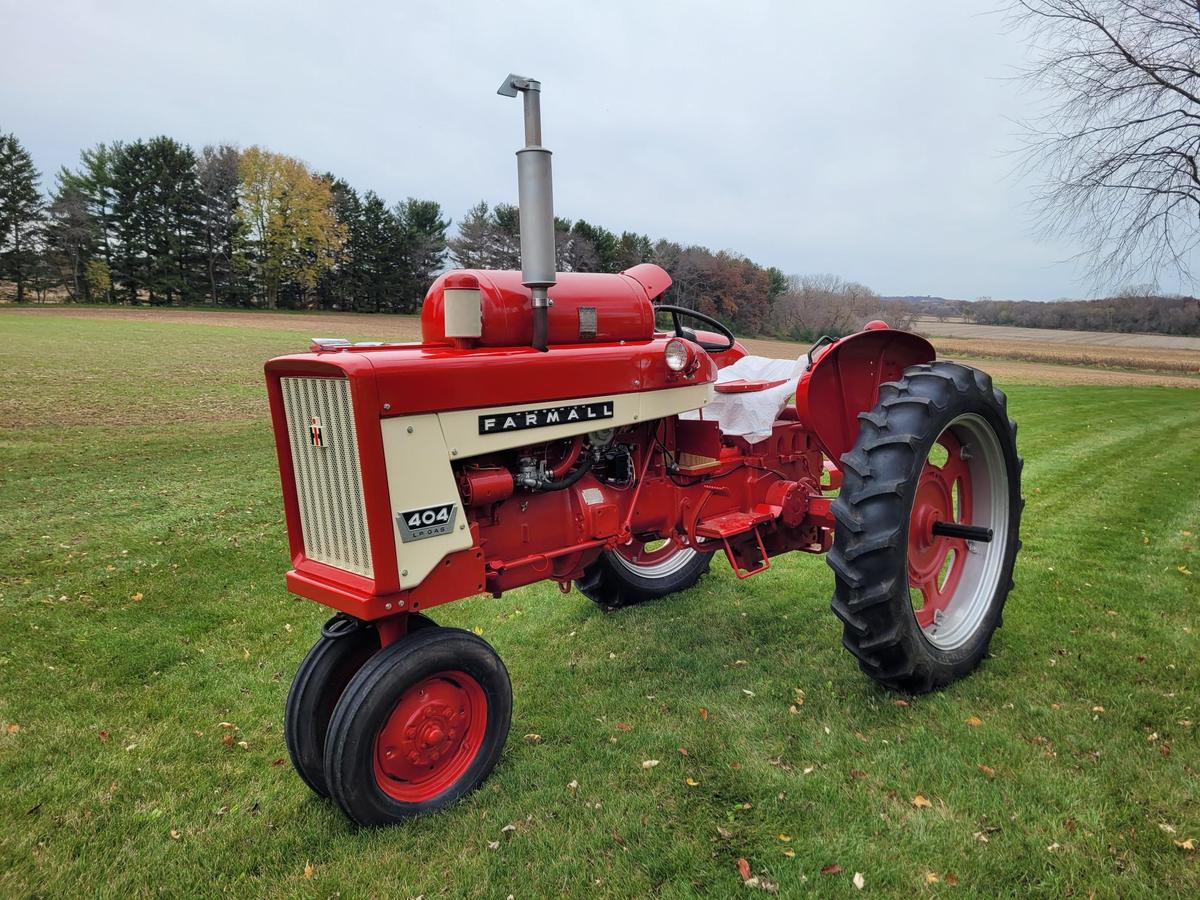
[680,354,810,444]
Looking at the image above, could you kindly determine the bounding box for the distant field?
[914,317,1200,351]
[7,305,1199,391]
[1,309,1197,897]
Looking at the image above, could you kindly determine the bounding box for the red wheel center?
[908,433,973,629]
[373,670,488,802]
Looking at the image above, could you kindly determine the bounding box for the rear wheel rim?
[908,413,1009,650]
[610,535,698,578]
[373,670,488,803]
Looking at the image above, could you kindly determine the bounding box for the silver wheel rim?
[911,413,1010,651]
[610,540,699,578]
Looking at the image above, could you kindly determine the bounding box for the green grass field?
[1,311,1197,897]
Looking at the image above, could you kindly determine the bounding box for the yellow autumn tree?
[238,147,345,308]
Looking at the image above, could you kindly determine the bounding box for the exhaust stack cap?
[498,74,556,297]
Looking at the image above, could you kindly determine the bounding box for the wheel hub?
[908,431,972,629]
[374,671,487,800]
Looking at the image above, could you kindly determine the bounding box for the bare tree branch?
[1010,0,1200,288]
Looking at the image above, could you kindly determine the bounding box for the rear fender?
[794,326,935,462]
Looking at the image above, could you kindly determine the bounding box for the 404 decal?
[395,503,457,542]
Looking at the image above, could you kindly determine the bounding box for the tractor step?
[694,510,774,539]
[695,511,773,579]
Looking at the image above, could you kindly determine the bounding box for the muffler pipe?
[499,74,556,351]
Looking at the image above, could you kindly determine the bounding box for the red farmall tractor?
[265,76,1023,827]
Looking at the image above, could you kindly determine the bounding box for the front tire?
[577,536,713,610]
[828,362,1023,693]
[285,613,435,798]
[324,627,512,826]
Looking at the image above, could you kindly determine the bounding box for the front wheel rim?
[372,670,488,803]
[908,413,1010,651]
[610,535,698,578]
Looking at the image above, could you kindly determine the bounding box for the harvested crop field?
[913,317,1200,351]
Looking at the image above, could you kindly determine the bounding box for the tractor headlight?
[664,338,692,372]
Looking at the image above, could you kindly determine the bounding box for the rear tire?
[578,537,713,610]
[285,613,435,798]
[324,627,512,826]
[828,362,1023,693]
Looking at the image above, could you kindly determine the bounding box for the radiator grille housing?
[280,377,373,578]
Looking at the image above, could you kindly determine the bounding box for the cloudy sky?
[2,0,1112,299]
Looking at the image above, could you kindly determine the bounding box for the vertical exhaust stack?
[498,74,556,352]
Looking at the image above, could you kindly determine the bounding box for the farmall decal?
[309,416,324,448]
[479,401,614,435]
[396,503,457,543]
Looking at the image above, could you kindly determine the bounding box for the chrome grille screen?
[279,377,373,578]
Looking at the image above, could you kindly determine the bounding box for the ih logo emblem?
[396,503,457,543]
[309,416,324,448]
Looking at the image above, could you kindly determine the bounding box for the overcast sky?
[1,0,1121,299]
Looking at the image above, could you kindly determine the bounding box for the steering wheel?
[655,304,736,352]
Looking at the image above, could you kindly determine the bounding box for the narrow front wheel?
[323,628,512,826]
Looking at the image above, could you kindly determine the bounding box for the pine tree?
[396,198,448,311]
[197,145,243,305]
[0,133,44,303]
[44,178,96,300]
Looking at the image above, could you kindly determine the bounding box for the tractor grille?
[279,377,373,578]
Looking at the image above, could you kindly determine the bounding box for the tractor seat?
[680,354,810,444]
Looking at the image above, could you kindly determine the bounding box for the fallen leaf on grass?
[925,872,940,884]
[1178,566,1192,576]
[1174,838,1196,850]
[567,780,579,791]
[821,864,842,875]
[717,826,733,839]
[977,764,996,778]
[1046,842,1063,852]
[169,829,181,840]
[737,858,752,881]
[641,759,659,769]
[777,834,791,842]
[303,861,314,880]
[501,823,516,834]
[6,723,20,734]
[973,831,989,843]
[1158,822,1177,834]
[700,707,709,721]
[912,794,933,808]
[472,625,484,635]
[99,730,110,743]
[236,741,249,750]
[742,689,755,698]
[131,592,143,602]
[678,747,689,756]
[853,872,865,890]
[782,849,795,858]
[221,734,233,747]
[487,840,500,851]
[272,757,286,766]
[849,768,867,779]
[523,733,542,744]
[965,716,983,728]
[894,699,909,707]
[686,777,700,787]
[615,722,632,732]
[945,872,960,886]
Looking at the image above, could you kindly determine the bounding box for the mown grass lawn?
[0,312,1197,898]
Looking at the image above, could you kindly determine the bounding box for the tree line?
[0,130,900,336]
[0,132,450,313]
